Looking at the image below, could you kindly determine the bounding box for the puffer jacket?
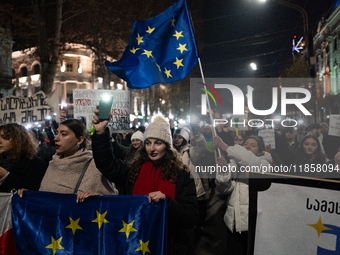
[215,145,272,233]
[179,133,209,198]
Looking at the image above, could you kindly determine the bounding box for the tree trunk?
[31,0,62,95]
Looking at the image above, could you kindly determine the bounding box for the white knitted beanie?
[131,131,144,142]
[144,116,172,146]
[174,127,190,143]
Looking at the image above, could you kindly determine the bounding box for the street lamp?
[256,0,317,122]
[250,62,257,70]
[270,0,309,54]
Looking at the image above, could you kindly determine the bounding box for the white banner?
[0,90,58,124]
[329,115,340,137]
[258,129,275,149]
[254,183,340,254]
[73,89,130,133]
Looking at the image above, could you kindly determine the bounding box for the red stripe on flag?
[0,229,18,255]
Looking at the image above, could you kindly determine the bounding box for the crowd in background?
[1,114,340,255]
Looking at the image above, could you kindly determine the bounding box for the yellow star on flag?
[135,240,151,255]
[45,236,64,255]
[173,30,184,40]
[146,26,155,34]
[92,211,109,229]
[171,16,176,27]
[177,43,188,54]
[136,33,144,45]
[130,47,140,54]
[118,220,138,238]
[173,57,184,69]
[164,68,172,78]
[142,49,153,58]
[308,216,332,238]
[65,217,82,235]
[155,62,161,72]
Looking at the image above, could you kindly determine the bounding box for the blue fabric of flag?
[11,191,167,255]
[105,0,198,89]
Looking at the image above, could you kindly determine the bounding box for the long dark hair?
[60,119,87,150]
[128,140,188,183]
[0,123,38,161]
[297,134,325,164]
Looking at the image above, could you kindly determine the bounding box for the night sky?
[191,0,338,78]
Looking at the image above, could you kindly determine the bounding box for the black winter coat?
[0,156,46,192]
[92,128,199,255]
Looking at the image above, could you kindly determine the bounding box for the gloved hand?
[213,136,229,151]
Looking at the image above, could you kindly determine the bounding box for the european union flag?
[105,0,198,89]
[11,191,167,255]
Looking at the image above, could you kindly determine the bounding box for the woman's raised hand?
[213,136,229,151]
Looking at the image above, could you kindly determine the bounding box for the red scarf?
[132,161,176,199]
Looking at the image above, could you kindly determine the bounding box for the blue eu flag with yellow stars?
[105,0,198,89]
[11,191,167,255]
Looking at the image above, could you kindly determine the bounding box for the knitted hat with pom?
[131,131,144,142]
[144,116,172,146]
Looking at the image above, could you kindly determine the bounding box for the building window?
[66,64,73,72]
[34,64,40,74]
[21,66,28,77]
[12,69,15,78]
[67,93,73,103]
[335,37,338,51]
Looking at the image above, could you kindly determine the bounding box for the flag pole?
[198,57,221,158]
[186,0,221,158]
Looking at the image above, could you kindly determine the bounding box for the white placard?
[329,115,340,137]
[0,90,59,124]
[73,89,130,133]
[254,183,340,254]
[258,129,275,149]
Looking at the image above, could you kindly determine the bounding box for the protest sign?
[258,129,275,149]
[252,181,340,254]
[0,90,58,124]
[329,115,340,137]
[73,89,130,133]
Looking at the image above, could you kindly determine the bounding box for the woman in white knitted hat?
[112,130,143,164]
[91,112,198,255]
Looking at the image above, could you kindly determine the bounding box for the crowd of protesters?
[2,111,340,255]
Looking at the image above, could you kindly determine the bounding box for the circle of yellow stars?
[129,14,189,80]
[45,211,151,255]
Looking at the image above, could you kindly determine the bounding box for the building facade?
[314,4,340,119]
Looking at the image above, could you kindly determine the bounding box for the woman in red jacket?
[91,112,198,255]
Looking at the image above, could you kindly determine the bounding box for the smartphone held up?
[98,95,114,120]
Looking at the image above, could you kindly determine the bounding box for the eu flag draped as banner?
[11,191,167,255]
[105,0,198,89]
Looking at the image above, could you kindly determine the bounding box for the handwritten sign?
[73,89,130,133]
[258,129,275,149]
[0,91,58,124]
[329,115,340,137]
